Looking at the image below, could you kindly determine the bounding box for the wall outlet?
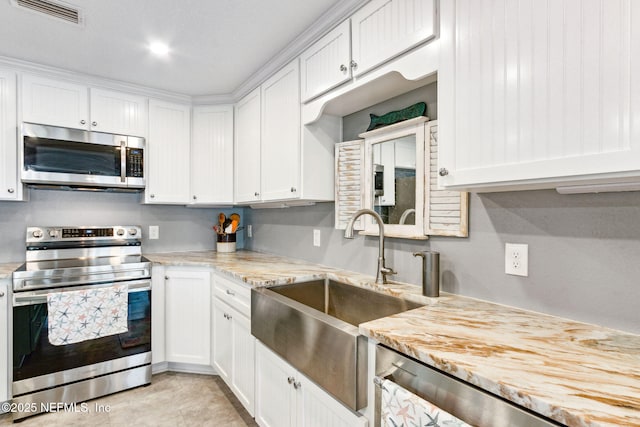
[505,243,528,276]
[247,225,252,238]
[149,225,159,240]
[313,229,321,247]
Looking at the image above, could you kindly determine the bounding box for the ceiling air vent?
[12,0,82,25]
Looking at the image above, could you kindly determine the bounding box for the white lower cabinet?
[212,273,255,416]
[164,268,212,366]
[0,280,9,405]
[255,340,368,427]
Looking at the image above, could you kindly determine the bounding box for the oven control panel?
[26,226,142,243]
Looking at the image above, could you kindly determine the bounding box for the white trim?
[0,55,191,104]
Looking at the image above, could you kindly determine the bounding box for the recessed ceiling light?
[149,41,170,56]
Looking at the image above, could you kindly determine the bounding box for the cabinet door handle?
[293,381,301,390]
[254,192,260,197]
[290,187,296,193]
[193,195,197,200]
[0,291,5,297]
[80,120,86,125]
[226,289,235,296]
[150,194,155,199]
[91,121,98,127]
[164,276,169,280]
[287,376,295,384]
[339,64,347,72]
[438,168,449,177]
[350,60,358,70]
[7,188,14,194]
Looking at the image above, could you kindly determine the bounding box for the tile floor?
[0,372,258,426]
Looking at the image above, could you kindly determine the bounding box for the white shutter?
[335,140,365,230]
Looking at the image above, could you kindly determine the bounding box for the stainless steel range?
[11,226,152,420]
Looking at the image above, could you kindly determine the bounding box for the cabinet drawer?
[214,275,251,316]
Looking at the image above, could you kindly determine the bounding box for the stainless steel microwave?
[21,123,145,190]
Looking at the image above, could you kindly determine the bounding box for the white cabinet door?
[255,341,367,427]
[351,0,436,76]
[146,100,191,204]
[231,309,255,416]
[297,373,367,427]
[0,281,9,404]
[151,265,166,366]
[212,297,233,383]
[89,88,147,137]
[0,69,19,201]
[191,105,234,205]
[22,74,88,130]
[164,268,211,365]
[234,88,262,203]
[261,60,301,201]
[300,20,352,103]
[255,341,296,427]
[439,0,640,191]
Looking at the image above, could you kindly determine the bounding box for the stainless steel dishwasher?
[375,345,564,427]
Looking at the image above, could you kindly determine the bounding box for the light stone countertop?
[3,250,638,426]
[0,262,22,280]
[147,250,640,427]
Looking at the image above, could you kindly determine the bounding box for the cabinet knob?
[290,187,296,193]
[438,168,449,177]
[226,289,235,296]
[0,291,5,297]
[293,381,301,390]
[91,121,98,127]
[193,195,197,200]
[7,188,14,193]
[150,194,155,198]
[350,60,358,70]
[80,120,86,125]
[254,192,260,197]
[164,276,169,280]
[287,376,295,384]
[339,64,347,72]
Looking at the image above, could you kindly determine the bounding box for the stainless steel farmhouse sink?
[251,279,423,411]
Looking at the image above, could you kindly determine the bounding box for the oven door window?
[13,290,151,381]
[24,137,122,177]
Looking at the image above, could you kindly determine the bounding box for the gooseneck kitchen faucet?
[344,208,396,284]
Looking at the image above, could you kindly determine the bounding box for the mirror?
[361,117,427,239]
[372,135,417,225]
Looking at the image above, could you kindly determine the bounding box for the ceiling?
[0,0,356,97]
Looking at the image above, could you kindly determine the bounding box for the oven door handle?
[13,279,151,306]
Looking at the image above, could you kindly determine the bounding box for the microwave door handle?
[120,140,127,183]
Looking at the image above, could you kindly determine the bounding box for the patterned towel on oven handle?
[47,284,129,346]
[381,378,471,427]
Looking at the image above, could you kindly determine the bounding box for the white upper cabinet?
[22,75,147,136]
[234,88,262,203]
[261,60,301,201]
[191,105,234,205]
[146,100,191,204]
[0,68,19,201]
[300,0,437,104]
[22,74,88,130]
[89,88,147,137]
[351,0,436,77]
[439,0,640,192]
[300,20,352,103]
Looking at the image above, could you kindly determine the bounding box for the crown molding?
[0,55,192,104]
[191,93,235,105]
[230,0,370,101]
